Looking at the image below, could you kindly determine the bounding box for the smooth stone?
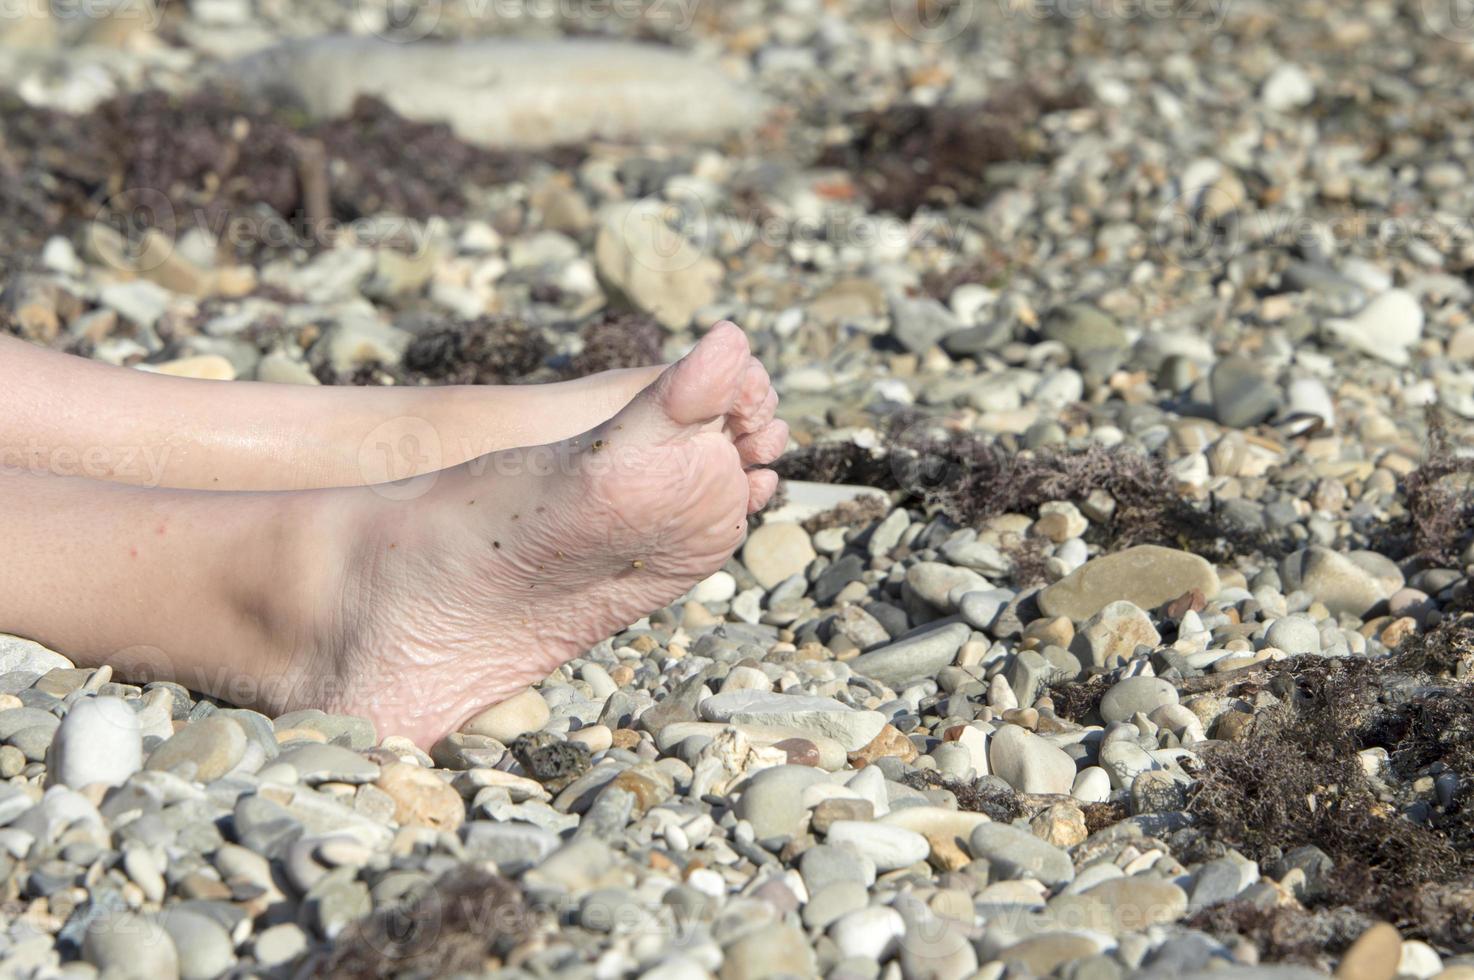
[880,806,991,865]
[159,908,235,980]
[1071,767,1112,803]
[253,923,309,967]
[50,696,141,789]
[802,881,869,930]
[1041,303,1126,354]
[595,201,724,329]
[849,622,971,688]
[1335,923,1403,980]
[1074,601,1161,668]
[231,37,766,149]
[1045,877,1188,935]
[905,562,990,610]
[460,688,550,742]
[699,691,886,752]
[461,822,560,874]
[1211,355,1283,429]
[960,589,1015,631]
[998,933,1103,974]
[830,905,906,961]
[742,522,817,589]
[1281,547,1396,618]
[1324,289,1424,366]
[988,725,1077,795]
[276,744,379,785]
[968,822,1075,886]
[1039,546,1220,621]
[1265,615,1321,656]
[1099,677,1178,725]
[146,716,247,782]
[734,765,829,839]
[1262,63,1315,110]
[719,923,814,980]
[800,843,877,892]
[83,912,180,979]
[824,820,929,871]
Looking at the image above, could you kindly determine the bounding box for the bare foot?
[285,322,785,746]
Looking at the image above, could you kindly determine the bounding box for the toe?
[727,358,778,437]
[746,469,779,513]
[637,321,751,428]
[734,419,789,467]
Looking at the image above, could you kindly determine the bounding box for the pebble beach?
[3,0,1474,978]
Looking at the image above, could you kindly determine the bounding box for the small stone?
[49,696,141,789]
[83,911,179,979]
[847,724,917,766]
[849,621,972,688]
[1262,63,1315,111]
[811,798,875,834]
[1099,677,1178,725]
[735,765,828,839]
[741,522,817,589]
[719,923,814,980]
[1041,303,1126,356]
[375,761,465,831]
[1266,615,1322,656]
[0,634,73,675]
[146,716,247,782]
[1324,290,1423,366]
[1046,877,1188,935]
[276,744,380,784]
[1039,546,1219,621]
[595,201,724,329]
[160,908,235,980]
[825,820,930,871]
[253,923,309,967]
[461,688,550,742]
[1281,548,1398,618]
[700,690,886,752]
[1074,601,1160,668]
[830,905,906,961]
[969,822,1075,886]
[988,724,1077,795]
[1212,355,1283,429]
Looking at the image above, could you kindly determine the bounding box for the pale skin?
[0,323,785,746]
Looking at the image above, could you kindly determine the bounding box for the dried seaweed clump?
[1185,644,1474,949]
[566,313,665,377]
[1402,406,1474,565]
[326,866,534,979]
[820,85,1086,218]
[397,317,552,386]
[1185,902,1371,966]
[801,494,891,534]
[900,769,1023,822]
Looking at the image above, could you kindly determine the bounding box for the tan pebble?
[1031,801,1088,849]
[459,688,550,742]
[1380,617,1418,648]
[611,729,642,751]
[274,728,327,744]
[568,725,613,754]
[139,354,236,381]
[847,724,917,767]
[608,665,636,686]
[375,761,465,832]
[1336,922,1402,980]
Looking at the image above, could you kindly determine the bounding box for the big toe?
[636,321,752,429]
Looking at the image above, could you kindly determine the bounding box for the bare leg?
[0,334,663,491]
[0,324,785,746]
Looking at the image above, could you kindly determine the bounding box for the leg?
[0,324,785,746]
[0,334,663,491]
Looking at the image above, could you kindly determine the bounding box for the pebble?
[969,822,1075,886]
[1075,601,1161,668]
[848,621,971,688]
[734,765,828,839]
[83,911,179,979]
[460,688,550,742]
[989,725,1077,795]
[829,905,906,960]
[1324,290,1424,366]
[824,821,930,871]
[700,691,886,752]
[1281,548,1395,618]
[741,522,817,589]
[159,908,235,980]
[375,762,465,831]
[1265,615,1322,656]
[145,716,247,782]
[276,743,380,784]
[50,696,141,789]
[1039,547,1220,621]
[1099,676,1178,725]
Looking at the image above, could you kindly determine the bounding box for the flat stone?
[699,691,886,752]
[761,482,889,526]
[1045,876,1188,935]
[276,744,380,785]
[988,724,1077,795]
[146,716,247,782]
[998,933,1103,975]
[1039,546,1220,621]
[1099,676,1178,725]
[460,688,550,743]
[0,634,72,676]
[969,822,1075,886]
[83,911,180,979]
[376,762,465,831]
[719,923,815,980]
[461,822,560,874]
[1042,303,1126,355]
[1281,547,1396,618]
[802,881,869,930]
[1324,289,1424,366]
[825,820,929,871]
[849,622,971,688]
[253,923,308,967]
[800,842,877,892]
[741,522,817,589]
[905,562,990,610]
[49,696,141,789]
